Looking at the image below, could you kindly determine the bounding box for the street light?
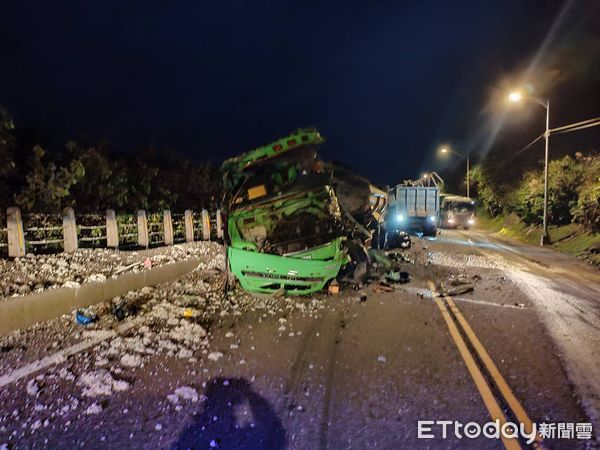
[439,146,470,197]
[507,90,550,246]
[508,91,523,103]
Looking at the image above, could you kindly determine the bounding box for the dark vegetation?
[0,106,220,218]
[2,103,598,235]
[470,153,600,233]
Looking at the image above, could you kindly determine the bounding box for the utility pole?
[541,99,550,246]
[508,91,551,246]
[466,155,470,198]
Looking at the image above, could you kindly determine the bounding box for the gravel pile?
[0,244,330,443]
[0,242,222,300]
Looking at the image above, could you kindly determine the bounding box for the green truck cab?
[221,129,350,294]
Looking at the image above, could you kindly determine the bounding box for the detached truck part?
[387,185,439,236]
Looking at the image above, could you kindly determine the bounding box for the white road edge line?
[0,319,140,388]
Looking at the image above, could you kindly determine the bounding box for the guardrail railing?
[1,207,224,258]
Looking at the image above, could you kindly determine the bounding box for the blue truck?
[387,185,439,237]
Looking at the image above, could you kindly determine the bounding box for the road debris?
[208,352,224,362]
[439,283,475,296]
[173,386,200,402]
[77,369,130,397]
[328,280,340,295]
[373,283,393,293]
[0,242,221,301]
[76,309,98,325]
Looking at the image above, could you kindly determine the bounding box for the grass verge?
[476,212,600,266]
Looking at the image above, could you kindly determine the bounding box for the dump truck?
[221,129,387,295]
[387,185,439,236]
[439,194,476,229]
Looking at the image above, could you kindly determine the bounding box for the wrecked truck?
[221,129,387,295]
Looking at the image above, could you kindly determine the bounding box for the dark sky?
[1,0,599,188]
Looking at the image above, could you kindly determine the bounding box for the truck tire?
[423,226,437,237]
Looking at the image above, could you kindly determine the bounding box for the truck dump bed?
[387,186,439,236]
[392,186,439,217]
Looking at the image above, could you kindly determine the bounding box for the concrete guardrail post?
[201,209,211,241]
[7,207,26,258]
[184,210,194,243]
[216,209,224,240]
[106,209,119,249]
[62,207,78,253]
[137,210,149,249]
[163,210,174,246]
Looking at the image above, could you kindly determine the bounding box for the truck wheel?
[424,226,437,237]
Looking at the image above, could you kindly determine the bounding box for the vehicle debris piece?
[111,303,138,321]
[385,270,411,284]
[373,283,393,293]
[75,309,98,325]
[383,229,411,249]
[438,283,475,296]
[328,280,340,295]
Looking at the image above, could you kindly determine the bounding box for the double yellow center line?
[428,281,543,450]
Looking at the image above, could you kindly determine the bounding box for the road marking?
[428,281,521,450]
[429,281,543,447]
[0,319,141,388]
[444,296,542,447]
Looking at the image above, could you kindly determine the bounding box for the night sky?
[2,0,599,189]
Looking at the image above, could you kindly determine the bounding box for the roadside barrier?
[0,257,204,335]
[1,207,225,257]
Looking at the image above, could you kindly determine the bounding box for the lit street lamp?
[508,90,550,246]
[439,146,470,197]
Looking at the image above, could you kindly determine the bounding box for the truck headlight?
[448,218,455,224]
[468,219,475,225]
[396,214,405,222]
[429,216,436,223]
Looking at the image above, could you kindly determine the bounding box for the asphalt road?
[0,229,598,449]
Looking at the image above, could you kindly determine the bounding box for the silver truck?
[439,194,476,229]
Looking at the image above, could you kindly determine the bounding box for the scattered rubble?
[0,240,341,446]
[208,352,224,362]
[173,386,200,402]
[77,369,130,397]
[0,242,222,301]
[26,379,41,396]
[84,402,103,415]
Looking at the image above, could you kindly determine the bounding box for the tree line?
[0,106,221,218]
[470,152,600,232]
